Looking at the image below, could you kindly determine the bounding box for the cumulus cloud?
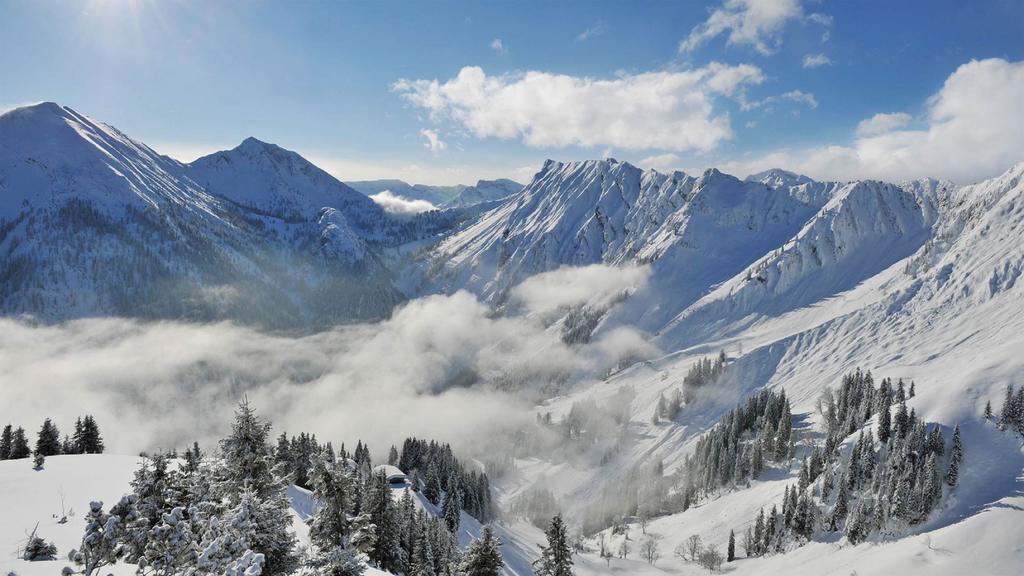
[0,267,656,458]
[639,153,684,172]
[370,190,437,215]
[392,63,764,152]
[855,112,912,136]
[577,21,608,41]
[490,38,507,54]
[679,0,805,55]
[420,128,447,153]
[716,58,1024,183]
[741,89,817,111]
[511,264,652,316]
[802,53,832,68]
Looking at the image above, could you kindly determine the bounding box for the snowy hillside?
[0,103,482,328]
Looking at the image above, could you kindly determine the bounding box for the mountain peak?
[1,101,67,117]
[746,168,814,188]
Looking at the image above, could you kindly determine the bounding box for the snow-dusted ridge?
[0,102,484,328]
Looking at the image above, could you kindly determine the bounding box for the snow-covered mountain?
[0,103,475,328]
[3,102,1024,575]
[348,178,522,209]
[441,178,522,208]
[413,158,842,334]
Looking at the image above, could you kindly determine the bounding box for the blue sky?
[1,0,1022,185]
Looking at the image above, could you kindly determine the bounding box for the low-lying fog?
[0,265,655,458]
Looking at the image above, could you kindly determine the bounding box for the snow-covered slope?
[492,162,1024,574]
[416,159,840,333]
[0,103,486,328]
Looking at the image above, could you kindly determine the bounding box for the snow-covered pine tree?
[442,479,462,535]
[140,507,197,575]
[408,522,436,576]
[35,418,62,456]
[9,426,31,459]
[461,524,503,576]
[877,392,892,444]
[308,449,355,550]
[424,462,443,505]
[534,514,573,576]
[364,469,402,572]
[946,424,962,487]
[68,500,125,576]
[727,529,735,562]
[217,400,298,575]
[0,424,12,459]
[79,416,104,454]
[22,525,58,561]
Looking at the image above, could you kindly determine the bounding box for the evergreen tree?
[217,400,298,575]
[461,524,503,576]
[79,416,104,454]
[365,470,402,572]
[894,400,910,439]
[9,426,31,459]
[35,418,62,457]
[831,481,849,531]
[0,423,13,459]
[308,450,355,550]
[946,424,962,487]
[388,445,399,466]
[727,529,735,562]
[534,515,573,576]
[219,399,276,499]
[983,400,994,421]
[424,463,443,505]
[999,385,1016,431]
[877,392,892,444]
[442,482,462,535]
[408,523,436,576]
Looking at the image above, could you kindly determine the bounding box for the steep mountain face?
[0,103,476,328]
[416,159,841,333]
[657,178,943,345]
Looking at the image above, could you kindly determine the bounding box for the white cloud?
[577,21,608,41]
[639,153,684,172]
[369,190,438,215]
[308,154,538,187]
[679,0,804,55]
[741,88,817,111]
[420,128,447,153]
[715,59,1024,183]
[802,53,832,68]
[855,112,912,136]
[511,264,652,317]
[0,270,656,456]
[490,38,507,54]
[780,89,817,108]
[152,141,229,163]
[392,63,765,152]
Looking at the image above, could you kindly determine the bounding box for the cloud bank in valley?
[0,265,657,458]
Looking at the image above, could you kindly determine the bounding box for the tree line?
[49,401,504,576]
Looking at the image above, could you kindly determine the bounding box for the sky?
[1,0,1022,185]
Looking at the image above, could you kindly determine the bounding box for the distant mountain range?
[2,102,1022,348]
[347,177,522,208]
